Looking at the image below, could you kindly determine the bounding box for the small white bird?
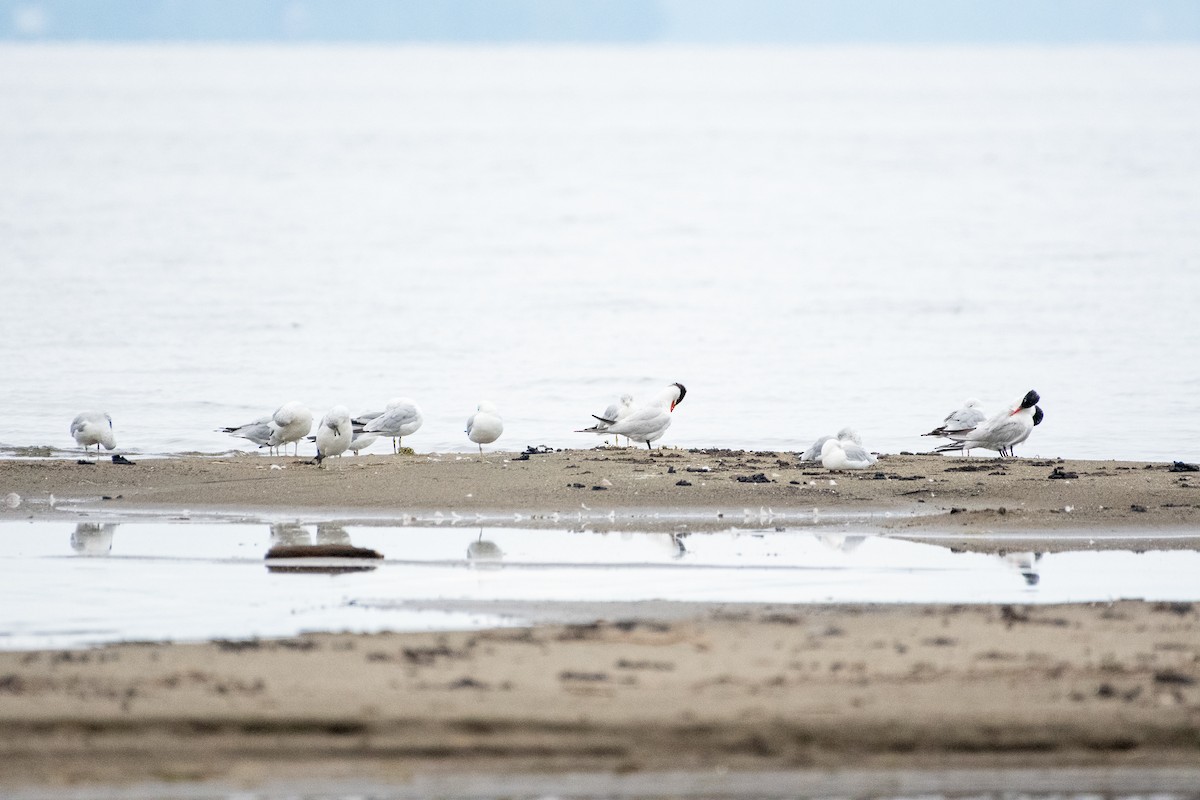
[800,427,860,462]
[361,397,423,452]
[602,383,687,451]
[313,405,352,466]
[935,390,1043,458]
[466,401,504,456]
[219,416,274,451]
[923,398,987,439]
[70,411,115,455]
[836,428,878,467]
[266,401,313,457]
[820,437,876,470]
[576,392,634,446]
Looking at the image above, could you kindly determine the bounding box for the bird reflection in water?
[269,522,311,547]
[467,530,503,568]
[813,533,868,554]
[1001,551,1042,587]
[266,522,381,573]
[316,523,352,546]
[70,522,117,555]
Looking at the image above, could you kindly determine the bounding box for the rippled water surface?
[1,46,1199,460]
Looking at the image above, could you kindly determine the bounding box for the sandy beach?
[2,448,1198,535]
[2,449,1199,789]
[1,602,1198,787]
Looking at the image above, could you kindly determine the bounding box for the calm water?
[3,519,1199,650]
[1,45,1199,459]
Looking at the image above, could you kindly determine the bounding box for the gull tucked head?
[1032,406,1045,426]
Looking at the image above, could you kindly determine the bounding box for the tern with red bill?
[600,382,687,450]
[934,390,1043,457]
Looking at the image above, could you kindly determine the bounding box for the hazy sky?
[3,0,1200,43]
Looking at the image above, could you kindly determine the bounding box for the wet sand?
[1,448,1198,534]
[1,601,1198,787]
[2,449,1199,788]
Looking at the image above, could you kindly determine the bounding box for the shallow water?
[3,519,1198,650]
[2,45,1199,461]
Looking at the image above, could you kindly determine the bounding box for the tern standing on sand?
[70,411,115,455]
[466,401,504,455]
[934,390,1043,457]
[601,382,687,450]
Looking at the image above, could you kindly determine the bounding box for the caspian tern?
[70,411,115,455]
[934,390,1042,457]
[800,427,860,462]
[266,401,313,457]
[601,382,687,451]
[466,401,504,455]
[313,405,352,466]
[360,397,423,452]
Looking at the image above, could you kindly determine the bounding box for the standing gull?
[602,382,687,451]
[266,401,313,457]
[70,411,115,456]
[219,416,275,453]
[466,401,504,456]
[923,398,987,439]
[313,405,352,466]
[576,392,634,446]
[360,397,423,453]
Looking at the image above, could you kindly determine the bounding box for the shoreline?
[1,449,1198,534]
[3,449,1199,787]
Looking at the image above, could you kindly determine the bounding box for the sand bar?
[1,449,1198,535]
[1,601,1198,786]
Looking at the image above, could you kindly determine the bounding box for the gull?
[466,401,504,456]
[934,390,1043,458]
[219,416,275,452]
[313,405,352,466]
[602,382,687,451]
[347,429,380,455]
[70,411,115,456]
[800,427,860,462]
[266,401,313,457]
[820,437,877,470]
[576,392,634,446]
[360,397,423,452]
[923,398,987,439]
[836,428,877,467]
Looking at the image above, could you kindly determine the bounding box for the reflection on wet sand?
[70,522,117,556]
[265,523,382,573]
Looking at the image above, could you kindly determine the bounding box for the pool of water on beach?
[2,518,1198,650]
